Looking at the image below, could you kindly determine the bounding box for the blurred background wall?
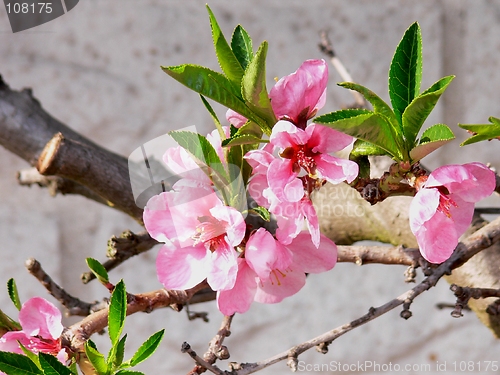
[1,1,500,374]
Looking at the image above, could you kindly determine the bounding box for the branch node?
[404,265,417,283]
[400,299,413,320]
[316,342,329,354]
[286,352,299,372]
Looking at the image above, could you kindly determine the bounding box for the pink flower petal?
[409,188,440,232]
[245,228,293,280]
[287,232,337,273]
[315,154,359,184]
[301,199,320,248]
[269,121,309,149]
[156,244,208,290]
[163,146,211,184]
[217,259,257,315]
[270,60,328,124]
[254,267,306,304]
[143,193,178,243]
[19,297,63,340]
[207,241,238,291]
[306,123,354,154]
[244,149,275,173]
[209,205,245,247]
[268,158,304,202]
[226,109,248,128]
[0,331,29,354]
[247,173,271,207]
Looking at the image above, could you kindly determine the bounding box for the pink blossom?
[217,229,337,315]
[226,109,247,128]
[269,59,328,128]
[0,297,67,364]
[144,184,246,291]
[409,162,496,263]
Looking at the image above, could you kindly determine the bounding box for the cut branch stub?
[37,132,143,223]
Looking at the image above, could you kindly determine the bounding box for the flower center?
[192,216,226,251]
[436,187,458,218]
[280,144,319,177]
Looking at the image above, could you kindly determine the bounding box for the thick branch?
[0,76,142,221]
[37,132,143,222]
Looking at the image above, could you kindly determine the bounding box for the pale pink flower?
[0,297,67,364]
[217,229,337,315]
[226,109,247,128]
[409,162,496,263]
[145,184,246,291]
[270,59,328,128]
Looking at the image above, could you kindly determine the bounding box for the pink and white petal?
[226,109,248,128]
[254,267,306,304]
[248,174,271,207]
[209,206,246,247]
[0,331,29,354]
[207,127,231,162]
[56,349,69,364]
[307,124,354,154]
[445,163,494,202]
[217,259,257,315]
[143,193,178,243]
[287,232,337,273]
[156,244,209,290]
[207,242,239,291]
[315,154,359,184]
[301,199,320,248]
[409,188,440,233]
[244,150,275,173]
[274,201,303,245]
[270,60,328,122]
[163,146,210,184]
[245,228,293,280]
[19,297,63,340]
[414,210,460,263]
[269,121,309,149]
[268,159,303,202]
[447,195,475,237]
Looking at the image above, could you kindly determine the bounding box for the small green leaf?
[200,95,225,141]
[241,41,276,135]
[206,5,244,87]
[18,343,40,370]
[409,124,455,162]
[84,340,108,375]
[402,75,455,147]
[128,329,165,367]
[162,64,262,126]
[109,280,127,346]
[38,353,73,375]
[169,131,230,190]
[114,334,127,368]
[315,110,404,160]
[231,25,253,71]
[249,206,271,222]
[7,279,21,311]
[350,139,389,158]
[389,22,423,123]
[0,351,42,375]
[114,371,145,375]
[459,116,500,146]
[222,134,267,147]
[0,309,21,332]
[85,258,109,285]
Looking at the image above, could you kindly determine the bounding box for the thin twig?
[319,30,366,108]
[25,258,107,316]
[182,342,224,375]
[449,284,500,318]
[227,216,500,374]
[81,230,159,284]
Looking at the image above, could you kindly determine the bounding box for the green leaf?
[114,334,127,368]
[222,134,267,147]
[350,139,389,158]
[241,41,276,134]
[109,280,127,346]
[0,351,42,375]
[128,329,165,367]
[314,110,404,160]
[38,353,73,375]
[402,75,455,147]
[18,345,40,370]
[200,95,225,141]
[0,308,21,332]
[85,258,109,285]
[459,116,500,146]
[114,371,145,375]
[162,64,262,126]
[389,22,423,123]
[7,279,21,311]
[231,25,253,71]
[409,124,455,162]
[168,131,230,190]
[206,5,244,87]
[249,206,271,222]
[84,340,108,375]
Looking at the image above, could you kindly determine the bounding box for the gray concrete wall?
[1,1,500,374]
